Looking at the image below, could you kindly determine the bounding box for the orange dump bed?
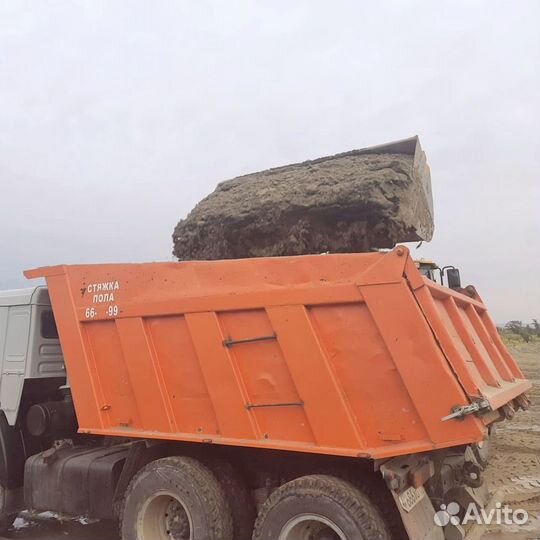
[25,247,530,460]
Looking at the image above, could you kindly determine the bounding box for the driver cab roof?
[0,286,51,307]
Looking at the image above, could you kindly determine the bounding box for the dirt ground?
[3,342,538,540]
[482,341,540,540]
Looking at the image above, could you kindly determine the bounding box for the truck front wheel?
[252,475,391,540]
[0,514,15,535]
[120,456,233,540]
[0,485,15,534]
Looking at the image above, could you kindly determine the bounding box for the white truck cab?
[0,287,65,425]
[1,287,69,529]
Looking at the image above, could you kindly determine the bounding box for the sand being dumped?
[173,137,434,260]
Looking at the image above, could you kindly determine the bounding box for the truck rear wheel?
[252,474,391,540]
[120,456,233,540]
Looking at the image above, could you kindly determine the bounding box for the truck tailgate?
[409,270,531,413]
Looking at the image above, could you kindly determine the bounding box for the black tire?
[252,474,391,540]
[349,474,408,540]
[0,485,16,534]
[0,515,15,535]
[202,459,256,540]
[0,510,15,533]
[120,456,233,540]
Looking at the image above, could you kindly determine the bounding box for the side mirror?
[446,268,462,289]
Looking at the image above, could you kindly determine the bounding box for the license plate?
[398,486,427,513]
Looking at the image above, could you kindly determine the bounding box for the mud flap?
[391,486,445,540]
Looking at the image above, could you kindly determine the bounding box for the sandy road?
[483,342,540,540]
[3,342,538,540]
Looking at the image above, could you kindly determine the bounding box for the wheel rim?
[279,513,346,540]
[138,491,192,540]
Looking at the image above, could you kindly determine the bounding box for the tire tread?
[120,455,233,540]
[253,474,391,540]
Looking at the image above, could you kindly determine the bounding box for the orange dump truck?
[0,247,530,540]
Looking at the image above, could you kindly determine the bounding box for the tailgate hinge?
[441,399,491,421]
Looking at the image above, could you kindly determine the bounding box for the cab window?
[41,309,59,339]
